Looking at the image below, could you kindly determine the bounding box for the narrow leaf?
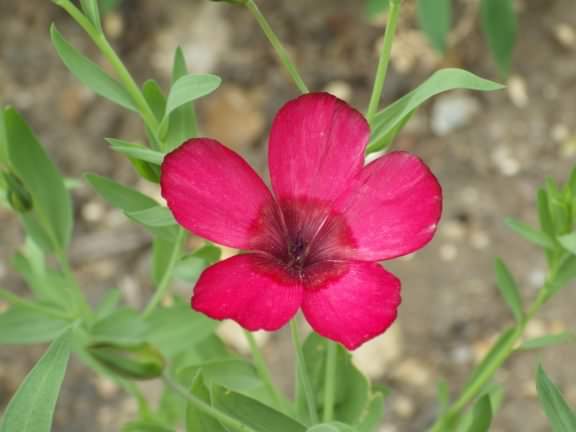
[537,365,576,432]
[126,206,176,227]
[0,332,72,432]
[519,332,576,351]
[163,74,221,122]
[368,69,503,153]
[0,306,71,345]
[416,0,451,53]
[466,394,492,432]
[480,0,517,76]
[142,80,167,121]
[212,385,307,432]
[50,25,137,111]
[494,258,524,322]
[185,373,228,432]
[558,232,576,255]
[107,138,165,165]
[85,174,158,211]
[5,108,72,251]
[505,218,556,249]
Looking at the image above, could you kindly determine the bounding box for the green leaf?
[95,288,122,319]
[356,392,385,432]
[297,333,370,426]
[122,420,174,432]
[146,303,217,357]
[165,75,221,116]
[505,217,556,249]
[0,304,71,346]
[466,394,492,432]
[307,423,357,432]
[100,0,123,14]
[126,206,177,227]
[519,332,576,351]
[180,359,263,394]
[538,189,555,236]
[494,258,524,322]
[212,385,307,432]
[143,80,167,122]
[90,308,149,345]
[186,373,228,432]
[536,365,576,432]
[175,244,222,284]
[5,108,73,251]
[162,54,204,151]
[107,138,165,165]
[80,0,102,32]
[50,25,136,111]
[161,74,221,131]
[85,174,158,211]
[367,69,503,153]
[480,0,517,76]
[558,232,576,255]
[0,109,8,165]
[550,255,576,295]
[0,332,72,432]
[416,0,451,53]
[152,237,175,286]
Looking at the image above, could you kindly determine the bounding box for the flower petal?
[268,93,369,203]
[192,254,303,331]
[334,151,442,261]
[302,261,400,350]
[161,139,277,250]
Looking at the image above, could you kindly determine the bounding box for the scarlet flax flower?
[161,93,442,349]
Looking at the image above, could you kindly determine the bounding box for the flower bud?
[88,342,165,380]
[2,171,33,213]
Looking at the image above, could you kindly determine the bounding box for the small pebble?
[393,358,431,387]
[470,230,490,250]
[440,244,458,262]
[431,92,480,136]
[507,75,529,108]
[82,201,106,223]
[392,395,415,418]
[353,324,403,379]
[323,81,352,101]
[553,23,576,49]
[491,146,520,176]
[217,321,269,355]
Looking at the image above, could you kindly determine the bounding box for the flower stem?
[142,228,187,318]
[290,318,319,424]
[366,0,402,125]
[242,329,286,411]
[55,0,160,138]
[244,0,309,94]
[322,340,337,422]
[162,373,258,432]
[429,285,551,431]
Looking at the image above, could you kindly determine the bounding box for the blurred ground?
[1,0,576,431]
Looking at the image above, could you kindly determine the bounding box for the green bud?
[2,171,33,213]
[88,342,166,380]
[129,158,161,183]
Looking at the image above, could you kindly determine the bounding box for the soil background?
[1,0,576,431]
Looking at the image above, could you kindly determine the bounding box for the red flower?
[161,93,442,349]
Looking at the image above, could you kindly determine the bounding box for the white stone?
[352,323,403,379]
[217,321,270,355]
[431,92,481,136]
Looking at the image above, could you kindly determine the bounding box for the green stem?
[429,287,550,432]
[366,0,402,125]
[322,341,337,422]
[142,228,186,318]
[290,318,319,424]
[244,0,309,94]
[243,329,286,411]
[55,0,160,137]
[163,373,258,432]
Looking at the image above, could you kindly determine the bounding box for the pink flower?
[161,93,442,349]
